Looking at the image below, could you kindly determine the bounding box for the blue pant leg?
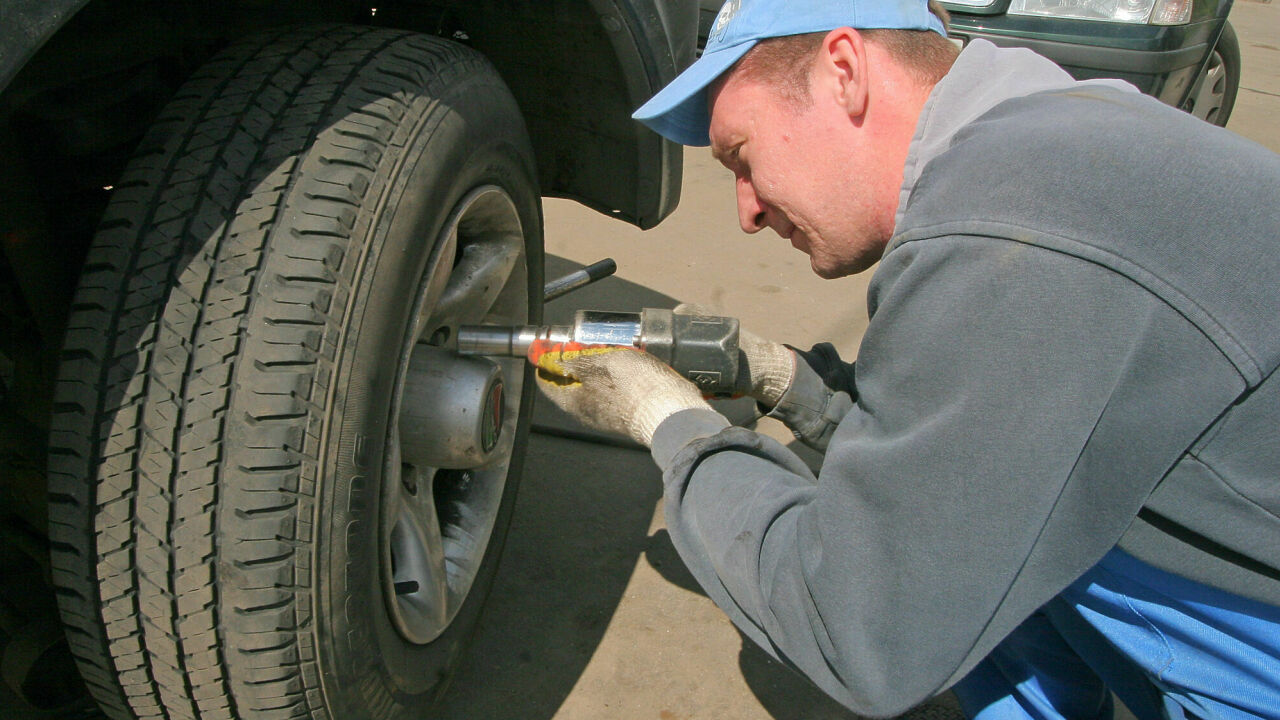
[952,549,1280,720]
[1039,596,1168,720]
[951,610,1114,720]
[1052,549,1280,720]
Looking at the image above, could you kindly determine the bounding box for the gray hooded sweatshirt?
[649,40,1280,717]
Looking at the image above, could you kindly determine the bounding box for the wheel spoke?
[1187,53,1225,122]
[384,438,450,642]
[413,228,459,343]
[427,234,523,332]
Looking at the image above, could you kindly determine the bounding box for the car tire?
[47,25,541,720]
[1182,21,1240,127]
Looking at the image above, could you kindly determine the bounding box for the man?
[531,0,1280,717]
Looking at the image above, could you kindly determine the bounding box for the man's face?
[708,61,887,279]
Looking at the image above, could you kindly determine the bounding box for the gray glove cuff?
[764,354,854,451]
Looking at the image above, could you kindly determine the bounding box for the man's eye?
[715,145,743,172]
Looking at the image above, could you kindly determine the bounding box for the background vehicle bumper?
[947,15,1219,105]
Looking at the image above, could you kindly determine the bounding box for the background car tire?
[46,25,542,720]
[1182,21,1240,127]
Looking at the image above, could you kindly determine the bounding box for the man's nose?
[736,177,767,233]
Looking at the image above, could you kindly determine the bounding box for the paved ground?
[436,5,1280,719]
[1230,0,1280,154]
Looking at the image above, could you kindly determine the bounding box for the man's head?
[634,0,952,146]
[633,0,957,278]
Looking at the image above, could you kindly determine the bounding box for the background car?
[944,0,1239,126]
[698,0,1239,126]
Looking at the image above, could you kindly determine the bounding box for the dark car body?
[0,2,697,717]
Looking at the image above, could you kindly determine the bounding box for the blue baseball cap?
[633,0,947,146]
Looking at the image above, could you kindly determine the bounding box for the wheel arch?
[1,0,696,232]
[1170,0,1235,110]
[448,0,698,230]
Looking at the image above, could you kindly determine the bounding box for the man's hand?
[674,304,795,407]
[529,341,712,447]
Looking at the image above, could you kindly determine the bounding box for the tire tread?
[48,25,505,720]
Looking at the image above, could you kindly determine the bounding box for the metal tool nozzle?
[456,325,573,358]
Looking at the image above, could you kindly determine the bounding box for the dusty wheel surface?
[46,25,542,720]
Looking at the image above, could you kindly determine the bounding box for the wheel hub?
[400,346,506,469]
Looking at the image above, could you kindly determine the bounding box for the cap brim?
[632,42,755,147]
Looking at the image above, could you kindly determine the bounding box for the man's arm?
[652,234,1242,717]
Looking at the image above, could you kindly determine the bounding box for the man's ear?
[817,27,869,118]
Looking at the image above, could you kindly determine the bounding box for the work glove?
[529,341,713,447]
[674,304,795,407]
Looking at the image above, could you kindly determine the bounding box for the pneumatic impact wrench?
[456,259,742,397]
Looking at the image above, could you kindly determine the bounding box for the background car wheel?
[1182,21,1240,127]
[46,25,542,720]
